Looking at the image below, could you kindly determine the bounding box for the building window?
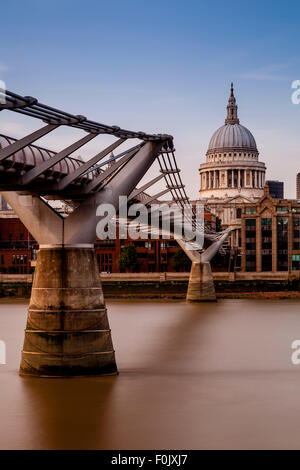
[246,241,256,250]
[98,252,113,273]
[261,218,272,271]
[245,218,256,226]
[245,219,256,271]
[277,218,288,271]
[246,255,256,271]
[245,207,256,214]
[236,208,242,219]
[293,218,300,226]
[277,207,288,214]
[292,254,300,271]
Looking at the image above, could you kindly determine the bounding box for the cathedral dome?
[208,123,257,153]
[206,83,258,154]
[199,83,266,201]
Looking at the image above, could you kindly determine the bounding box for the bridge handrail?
[0,90,174,146]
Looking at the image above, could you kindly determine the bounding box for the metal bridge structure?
[0,89,232,377]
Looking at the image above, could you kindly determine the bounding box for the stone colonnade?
[201,168,265,190]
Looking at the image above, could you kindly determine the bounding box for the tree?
[172,249,191,272]
[216,216,222,232]
[117,244,139,272]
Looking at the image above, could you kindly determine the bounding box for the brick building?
[95,238,180,273]
[241,185,300,273]
[0,206,216,274]
[0,211,37,274]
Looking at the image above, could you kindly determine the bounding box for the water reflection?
[21,377,117,450]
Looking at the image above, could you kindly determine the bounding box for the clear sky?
[1,0,300,198]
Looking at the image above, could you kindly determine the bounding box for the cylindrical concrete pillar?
[19,247,117,377]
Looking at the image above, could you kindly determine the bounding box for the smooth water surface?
[0,299,300,449]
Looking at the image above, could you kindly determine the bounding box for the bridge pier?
[20,246,117,377]
[186,261,216,302]
[2,141,164,377]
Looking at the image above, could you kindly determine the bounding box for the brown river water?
[1,299,300,450]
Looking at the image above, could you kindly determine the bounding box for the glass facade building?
[266,180,284,199]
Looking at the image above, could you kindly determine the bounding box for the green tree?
[172,248,191,272]
[117,244,139,272]
[216,216,222,232]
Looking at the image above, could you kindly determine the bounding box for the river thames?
[0,299,300,449]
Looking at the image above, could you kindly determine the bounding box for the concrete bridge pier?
[2,141,164,376]
[186,261,216,302]
[178,229,233,302]
[20,245,117,377]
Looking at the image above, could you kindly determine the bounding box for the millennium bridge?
[0,89,231,377]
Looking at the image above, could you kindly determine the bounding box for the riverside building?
[241,185,300,273]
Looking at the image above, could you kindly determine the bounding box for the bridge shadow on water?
[114,301,215,376]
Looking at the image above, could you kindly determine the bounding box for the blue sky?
[1,0,300,198]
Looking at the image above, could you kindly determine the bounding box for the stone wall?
[0,273,299,299]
